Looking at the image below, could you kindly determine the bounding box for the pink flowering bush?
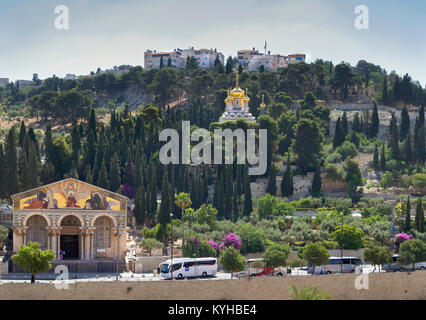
[396,232,413,244]
[208,240,218,251]
[220,233,242,251]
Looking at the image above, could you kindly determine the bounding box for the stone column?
[89,228,95,259]
[79,227,85,260]
[85,229,90,260]
[51,230,57,259]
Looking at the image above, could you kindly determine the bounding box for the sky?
[0,0,425,86]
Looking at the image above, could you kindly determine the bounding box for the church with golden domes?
[219,74,256,123]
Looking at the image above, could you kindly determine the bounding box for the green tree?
[380,143,386,170]
[294,119,323,173]
[109,153,121,192]
[400,106,410,141]
[303,242,330,275]
[344,159,363,204]
[373,144,379,170]
[369,102,379,138]
[404,197,411,232]
[266,164,277,196]
[398,239,426,271]
[363,245,392,272]
[139,238,163,256]
[311,165,322,197]
[414,198,424,233]
[175,192,192,247]
[12,242,55,283]
[4,127,19,196]
[262,242,290,273]
[281,152,293,197]
[389,113,400,160]
[242,170,253,217]
[219,247,246,279]
[196,204,218,231]
[158,171,171,242]
[331,224,364,249]
[236,223,266,254]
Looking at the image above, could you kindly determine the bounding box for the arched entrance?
[94,216,113,258]
[26,215,48,249]
[60,215,81,259]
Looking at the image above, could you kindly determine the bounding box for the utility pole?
[340,212,344,273]
[170,213,174,280]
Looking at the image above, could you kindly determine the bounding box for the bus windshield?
[160,263,170,273]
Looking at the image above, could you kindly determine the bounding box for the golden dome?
[259,94,266,109]
[243,88,250,102]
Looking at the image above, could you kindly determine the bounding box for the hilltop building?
[219,74,256,123]
[237,47,306,72]
[0,78,9,87]
[144,47,224,70]
[11,179,128,271]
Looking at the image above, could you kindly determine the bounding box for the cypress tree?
[266,164,277,196]
[341,111,348,137]
[382,75,388,105]
[0,144,5,199]
[109,153,121,192]
[353,112,361,133]
[400,107,410,141]
[224,165,233,219]
[369,102,379,138]
[150,164,158,217]
[4,127,19,195]
[404,197,411,232]
[389,113,400,160]
[333,117,344,149]
[26,142,40,189]
[232,183,239,221]
[414,198,424,233]
[134,187,146,226]
[242,170,252,217]
[380,143,386,171]
[97,160,109,189]
[84,164,93,184]
[281,153,294,197]
[71,124,81,162]
[159,171,171,228]
[404,134,413,164]
[311,165,322,197]
[88,108,97,141]
[373,144,379,170]
[18,120,27,147]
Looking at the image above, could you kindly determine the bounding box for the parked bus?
[307,256,363,274]
[159,257,217,279]
[236,258,286,278]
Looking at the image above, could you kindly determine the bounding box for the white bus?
[308,256,363,274]
[159,257,218,279]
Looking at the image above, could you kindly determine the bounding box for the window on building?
[94,216,112,249]
[26,215,47,249]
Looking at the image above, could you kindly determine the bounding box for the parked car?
[383,254,426,272]
[235,258,286,278]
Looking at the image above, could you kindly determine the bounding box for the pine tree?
[400,107,410,141]
[311,165,322,197]
[4,127,19,196]
[380,143,386,171]
[242,170,252,217]
[404,197,411,232]
[232,183,239,221]
[414,198,424,233]
[369,102,379,138]
[373,144,379,170]
[281,153,294,197]
[134,187,146,226]
[266,164,277,196]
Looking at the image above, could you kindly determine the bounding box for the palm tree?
[288,285,332,300]
[174,192,192,248]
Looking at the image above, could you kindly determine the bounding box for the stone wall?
[0,271,424,300]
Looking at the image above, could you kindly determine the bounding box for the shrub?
[182,237,217,258]
[336,141,358,160]
[220,233,242,251]
[326,151,342,164]
[219,247,246,279]
[139,238,163,256]
[412,173,426,188]
[142,224,160,239]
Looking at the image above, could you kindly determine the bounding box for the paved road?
[0,265,393,284]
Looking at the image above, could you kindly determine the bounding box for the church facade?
[11,178,128,262]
